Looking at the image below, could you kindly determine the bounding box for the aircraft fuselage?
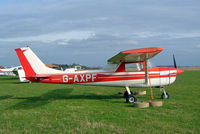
[28,67,182,87]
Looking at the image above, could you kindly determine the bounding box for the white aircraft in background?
[0,66,29,82]
[0,66,20,76]
[63,68,77,73]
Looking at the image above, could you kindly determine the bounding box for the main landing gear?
[160,87,170,99]
[123,86,170,102]
[124,86,137,103]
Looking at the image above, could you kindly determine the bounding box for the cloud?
[131,32,164,38]
[196,45,200,48]
[0,31,95,43]
[57,41,68,46]
[171,32,200,39]
[130,32,200,39]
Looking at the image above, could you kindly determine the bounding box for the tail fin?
[15,47,62,77]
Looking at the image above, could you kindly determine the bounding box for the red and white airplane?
[15,47,183,103]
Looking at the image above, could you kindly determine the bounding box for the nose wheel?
[125,86,137,103]
[126,95,137,103]
[160,87,170,99]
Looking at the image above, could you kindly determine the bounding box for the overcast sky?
[0,0,200,67]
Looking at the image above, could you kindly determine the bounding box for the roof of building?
[0,66,5,69]
[45,64,59,68]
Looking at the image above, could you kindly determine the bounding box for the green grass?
[0,71,199,134]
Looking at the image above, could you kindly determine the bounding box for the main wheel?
[124,90,133,98]
[126,95,137,103]
[161,92,170,99]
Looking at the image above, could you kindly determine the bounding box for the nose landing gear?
[160,87,170,99]
[124,86,137,103]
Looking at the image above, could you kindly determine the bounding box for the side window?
[125,63,144,71]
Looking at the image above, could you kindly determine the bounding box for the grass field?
[0,71,199,134]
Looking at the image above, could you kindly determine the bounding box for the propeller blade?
[173,54,177,68]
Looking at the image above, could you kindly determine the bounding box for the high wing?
[108,47,163,64]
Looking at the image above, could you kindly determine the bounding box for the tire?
[161,92,170,99]
[124,90,133,98]
[126,95,137,103]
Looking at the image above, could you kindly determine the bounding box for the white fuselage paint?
[75,70,177,87]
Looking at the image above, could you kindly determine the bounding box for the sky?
[0,0,200,67]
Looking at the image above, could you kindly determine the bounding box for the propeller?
[173,54,177,68]
[173,54,184,74]
[172,54,184,87]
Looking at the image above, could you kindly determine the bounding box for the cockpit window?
[103,60,155,72]
[103,63,118,72]
[125,63,143,71]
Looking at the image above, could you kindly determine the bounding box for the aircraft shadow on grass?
[0,77,18,81]
[0,77,22,84]
[0,95,13,100]
[8,88,121,110]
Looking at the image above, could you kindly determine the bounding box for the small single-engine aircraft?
[15,47,183,103]
[0,66,20,76]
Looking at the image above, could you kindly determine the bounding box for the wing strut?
[144,53,149,84]
[144,53,154,100]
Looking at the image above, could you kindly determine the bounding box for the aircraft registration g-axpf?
[15,47,183,103]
